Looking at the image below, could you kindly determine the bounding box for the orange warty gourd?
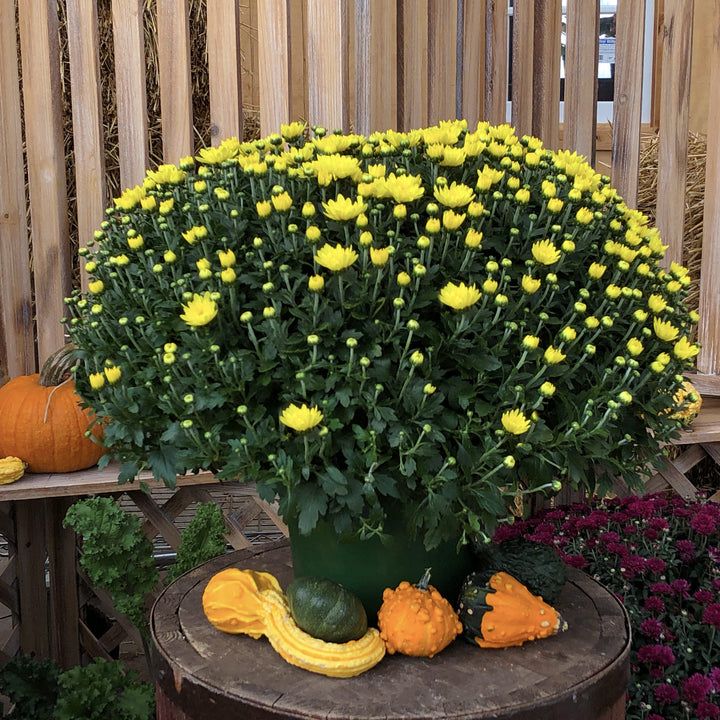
[377,568,462,658]
[0,345,105,473]
[457,570,567,649]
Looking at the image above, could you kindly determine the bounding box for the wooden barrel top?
[151,540,631,720]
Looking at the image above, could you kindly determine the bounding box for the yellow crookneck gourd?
[0,456,26,485]
[202,567,385,678]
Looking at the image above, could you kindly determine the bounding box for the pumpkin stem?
[417,567,432,591]
[43,378,73,424]
[39,343,78,387]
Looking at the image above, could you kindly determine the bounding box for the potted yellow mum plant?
[65,120,699,609]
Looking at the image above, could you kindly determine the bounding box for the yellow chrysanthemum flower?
[322,194,367,221]
[532,239,561,265]
[543,346,566,365]
[281,121,306,140]
[672,336,700,360]
[89,372,105,390]
[653,317,680,342]
[271,191,293,212]
[114,185,146,210]
[104,365,122,384]
[180,292,218,327]
[627,338,644,356]
[309,154,363,185]
[370,246,390,267]
[521,275,541,294]
[279,403,323,432]
[547,197,564,213]
[465,228,483,248]
[438,282,481,311]
[308,275,325,292]
[575,207,594,225]
[314,243,359,272]
[588,262,607,279]
[442,210,466,231]
[218,249,236,268]
[147,164,186,185]
[433,181,475,208]
[256,200,272,218]
[88,280,104,294]
[501,409,531,435]
[382,173,425,203]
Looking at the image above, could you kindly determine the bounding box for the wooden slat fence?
[1,0,719,379]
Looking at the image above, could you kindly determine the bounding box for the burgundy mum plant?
[495,492,720,719]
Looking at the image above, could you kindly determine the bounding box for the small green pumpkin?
[286,576,368,643]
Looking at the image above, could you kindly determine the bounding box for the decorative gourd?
[471,536,568,604]
[287,576,367,643]
[669,379,703,425]
[377,568,462,658]
[202,567,385,677]
[0,345,105,473]
[0,457,26,485]
[457,570,567,649]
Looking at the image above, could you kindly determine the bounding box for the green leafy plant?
[63,497,159,637]
[66,120,699,548]
[165,501,227,583]
[0,656,154,720]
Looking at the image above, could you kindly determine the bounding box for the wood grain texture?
[698,1,720,374]
[67,0,107,292]
[157,0,194,162]
[428,0,458,124]
[257,0,291,137]
[207,0,244,144]
[485,0,508,125]
[611,0,647,207]
[655,0,693,269]
[18,0,72,366]
[511,0,534,138]
[112,0,149,189]
[460,0,486,127]
[307,0,349,132]
[355,0,397,135]
[563,0,599,164]
[399,0,429,130]
[532,0,562,150]
[153,544,631,720]
[0,0,35,379]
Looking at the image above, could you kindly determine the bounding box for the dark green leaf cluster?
[165,501,228,583]
[0,656,154,720]
[63,498,159,636]
[66,121,699,548]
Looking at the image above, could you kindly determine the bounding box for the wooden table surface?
[152,540,631,720]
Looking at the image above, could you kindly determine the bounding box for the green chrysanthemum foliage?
[66,120,699,549]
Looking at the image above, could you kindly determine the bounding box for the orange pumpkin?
[0,345,105,473]
[377,568,462,658]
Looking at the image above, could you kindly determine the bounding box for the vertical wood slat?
[655,0,694,269]
[461,0,486,127]
[257,0,291,137]
[532,0,562,150]
[511,0,534,138]
[67,0,107,291]
[563,1,599,164]
[0,0,35,380]
[111,0,149,190]
[697,2,720,375]
[611,0,647,208]
[355,0,398,136]
[18,0,71,366]
[485,0,508,126]
[428,0,458,124]
[399,0,429,130]
[207,0,244,145]
[307,0,349,132]
[157,0,194,163]
[287,0,308,122]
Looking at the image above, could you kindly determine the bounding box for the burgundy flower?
[670,579,691,598]
[647,715,665,720]
[607,541,629,557]
[674,507,692,519]
[640,618,665,640]
[649,517,670,531]
[691,512,718,536]
[702,603,720,629]
[654,683,679,703]
[697,702,720,720]
[543,509,566,521]
[493,525,522,542]
[709,667,720,692]
[637,644,675,667]
[644,596,665,613]
[599,530,621,544]
[644,528,659,542]
[650,582,674,596]
[682,673,713,703]
[646,557,667,574]
[676,539,697,563]
[694,590,714,604]
[623,524,638,536]
[562,554,588,569]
